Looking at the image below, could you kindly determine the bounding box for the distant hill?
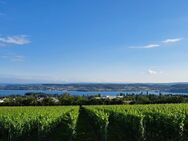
[0,83,188,93]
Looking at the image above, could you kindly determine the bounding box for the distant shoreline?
[0,89,188,96]
[1,83,188,94]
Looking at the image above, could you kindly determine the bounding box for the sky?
[0,0,188,83]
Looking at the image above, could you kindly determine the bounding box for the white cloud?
[147,67,163,75]
[0,35,30,45]
[148,69,157,75]
[162,38,183,44]
[143,44,160,48]
[129,44,160,49]
[129,37,184,49]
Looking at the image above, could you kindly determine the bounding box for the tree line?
[0,92,188,106]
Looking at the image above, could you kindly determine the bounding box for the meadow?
[1,104,188,141]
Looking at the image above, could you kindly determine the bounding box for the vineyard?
[0,106,79,141]
[1,105,188,141]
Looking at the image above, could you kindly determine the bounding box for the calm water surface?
[0,90,126,96]
[0,90,187,96]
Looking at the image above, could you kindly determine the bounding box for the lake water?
[0,90,187,96]
[0,90,127,96]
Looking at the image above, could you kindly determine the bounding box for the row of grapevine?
[0,106,79,141]
[84,104,188,141]
[83,107,109,141]
[2,104,188,141]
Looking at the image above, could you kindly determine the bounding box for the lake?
[0,90,127,96]
[0,89,187,96]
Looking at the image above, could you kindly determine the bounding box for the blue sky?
[0,0,188,83]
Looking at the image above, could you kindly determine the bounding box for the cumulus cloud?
[129,44,160,49]
[162,38,183,44]
[0,35,31,46]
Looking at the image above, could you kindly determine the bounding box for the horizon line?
[1,82,188,85]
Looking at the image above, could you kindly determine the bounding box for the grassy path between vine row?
[74,108,99,141]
